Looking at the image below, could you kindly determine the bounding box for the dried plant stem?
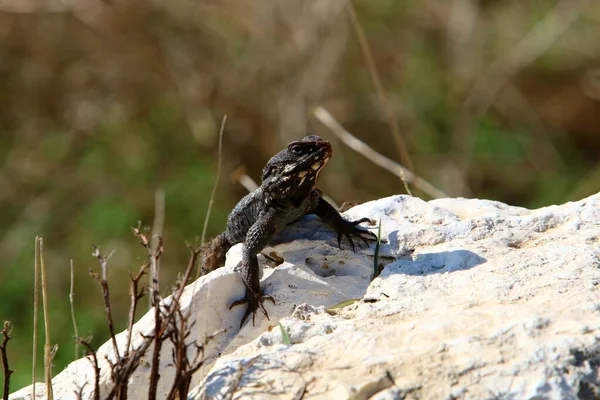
[148,236,164,400]
[1,321,13,400]
[77,339,100,400]
[176,245,202,304]
[91,246,120,362]
[201,115,227,245]
[165,246,203,400]
[314,106,447,199]
[38,237,55,400]
[198,114,227,278]
[344,0,414,177]
[32,237,40,398]
[149,189,165,308]
[237,173,258,194]
[151,188,166,263]
[69,260,80,360]
[125,264,147,358]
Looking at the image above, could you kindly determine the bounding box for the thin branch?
[77,338,100,400]
[201,115,227,247]
[313,106,447,199]
[176,244,202,305]
[344,0,414,180]
[130,224,164,400]
[124,264,148,359]
[69,260,80,360]
[90,245,120,362]
[1,321,13,400]
[151,188,166,264]
[38,237,54,400]
[237,173,258,194]
[104,335,157,400]
[149,189,165,309]
[197,114,227,280]
[166,243,203,400]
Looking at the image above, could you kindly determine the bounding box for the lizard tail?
[200,233,232,276]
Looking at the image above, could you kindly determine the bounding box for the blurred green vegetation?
[1,0,599,392]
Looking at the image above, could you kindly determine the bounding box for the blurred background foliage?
[1,0,599,391]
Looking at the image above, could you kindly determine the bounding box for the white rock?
[10,193,600,400]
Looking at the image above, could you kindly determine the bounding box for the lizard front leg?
[312,196,377,250]
[229,208,282,327]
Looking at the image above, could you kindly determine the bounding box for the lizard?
[201,135,377,327]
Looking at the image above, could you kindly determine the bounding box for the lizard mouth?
[312,141,332,171]
[313,137,332,159]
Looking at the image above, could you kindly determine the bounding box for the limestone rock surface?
[10,193,600,400]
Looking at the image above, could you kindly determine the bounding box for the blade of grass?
[328,299,361,310]
[372,218,382,280]
[279,323,291,346]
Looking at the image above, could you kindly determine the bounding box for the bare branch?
[313,106,447,199]
[237,173,258,194]
[124,264,148,359]
[151,188,166,261]
[1,321,13,400]
[90,245,120,363]
[77,337,100,400]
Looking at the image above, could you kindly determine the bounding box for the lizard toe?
[352,217,372,226]
[344,233,356,252]
[231,290,275,328]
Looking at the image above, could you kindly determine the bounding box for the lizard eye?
[289,144,303,155]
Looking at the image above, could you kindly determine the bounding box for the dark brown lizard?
[202,135,376,327]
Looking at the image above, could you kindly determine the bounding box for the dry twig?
[201,115,227,247]
[313,106,447,199]
[124,264,148,359]
[131,224,164,400]
[77,338,100,400]
[165,244,204,399]
[1,321,13,400]
[90,245,120,362]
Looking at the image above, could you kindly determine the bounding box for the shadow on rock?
[385,250,487,276]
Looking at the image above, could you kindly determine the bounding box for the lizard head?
[261,135,332,202]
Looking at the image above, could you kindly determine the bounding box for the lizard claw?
[336,218,377,252]
[352,217,372,226]
[230,290,276,328]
